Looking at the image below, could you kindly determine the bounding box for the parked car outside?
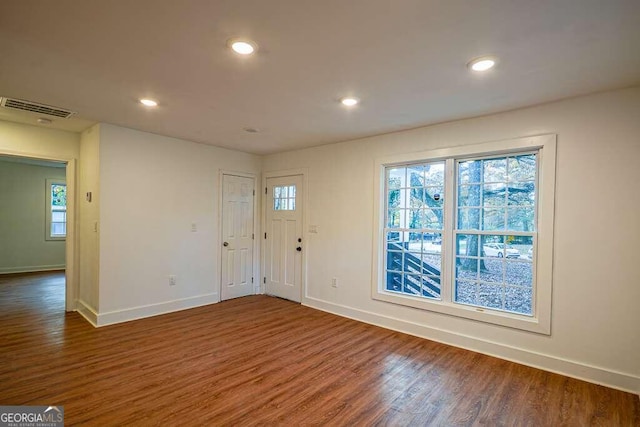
[482,243,520,258]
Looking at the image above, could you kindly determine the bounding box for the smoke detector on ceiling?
[0,97,76,119]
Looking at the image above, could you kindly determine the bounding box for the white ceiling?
[0,0,639,154]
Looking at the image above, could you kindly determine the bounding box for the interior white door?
[221,174,254,301]
[265,175,303,302]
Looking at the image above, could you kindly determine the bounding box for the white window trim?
[372,134,556,334]
[46,178,67,241]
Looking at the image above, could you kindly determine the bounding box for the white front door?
[265,175,303,302]
[221,174,255,301]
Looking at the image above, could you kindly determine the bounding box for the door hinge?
[253,189,255,196]
[264,232,267,239]
[251,277,254,283]
[265,187,267,194]
[252,233,254,239]
[263,277,266,284]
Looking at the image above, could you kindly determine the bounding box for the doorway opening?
[0,153,76,312]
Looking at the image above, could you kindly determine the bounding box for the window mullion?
[441,158,456,303]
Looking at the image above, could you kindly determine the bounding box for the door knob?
[296,246,302,252]
[223,242,229,247]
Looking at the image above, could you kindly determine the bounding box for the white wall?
[0,160,66,273]
[78,124,100,313]
[97,124,261,323]
[262,87,640,393]
[0,120,80,160]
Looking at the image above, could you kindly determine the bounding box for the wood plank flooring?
[1,271,638,426]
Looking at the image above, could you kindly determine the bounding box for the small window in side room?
[46,179,66,240]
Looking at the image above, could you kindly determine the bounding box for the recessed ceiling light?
[229,39,257,55]
[139,99,158,107]
[37,117,52,125]
[340,97,359,107]
[468,57,497,72]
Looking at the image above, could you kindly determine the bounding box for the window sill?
[373,288,550,335]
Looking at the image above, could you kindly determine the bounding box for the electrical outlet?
[169,275,177,286]
[191,222,197,232]
[331,278,337,288]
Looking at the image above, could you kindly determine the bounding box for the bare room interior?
[0,1,638,425]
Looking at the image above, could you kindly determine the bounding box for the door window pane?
[273,185,296,211]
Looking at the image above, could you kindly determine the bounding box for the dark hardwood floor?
[1,272,638,426]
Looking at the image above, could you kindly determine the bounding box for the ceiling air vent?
[0,97,76,119]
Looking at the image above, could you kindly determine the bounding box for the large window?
[46,179,67,240]
[373,135,556,333]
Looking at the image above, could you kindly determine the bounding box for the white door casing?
[221,174,255,300]
[265,175,303,302]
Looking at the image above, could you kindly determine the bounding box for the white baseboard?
[94,293,220,327]
[0,264,65,274]
[303,296,640,395]
[76,299,98,327]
